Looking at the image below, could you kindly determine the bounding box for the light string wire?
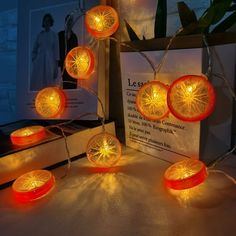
[109,36,157,80]
[59,0,106,123]
[209,169,236,185]
[35,3,235,179]
[155,28,183,74]
[60,0,106,122]
[110,28,213,82]
[114,25,236,172]
[43,0,106,177]
[157,33,236,170]
[46,112,105,178]
[206,46,236,168]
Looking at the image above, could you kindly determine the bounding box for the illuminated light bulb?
[167,75,216,122]
[12,170,55,202]
[65,46,95,79]
[136,81,169,120]
[35,87,66,118]
[10,125,46,146]
[86,132,122,167]
[164,159,208,190]
[85,5,119,39]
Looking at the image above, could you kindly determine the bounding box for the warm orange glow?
[167,75,216,122]
[136,81,169,120]
[35,87,66,118]
[12,170,55,202]
[65,46,95,80]
[86,132,122,167]
[10,125,46,146]
[164,159,208,190]
[85,5,119,39]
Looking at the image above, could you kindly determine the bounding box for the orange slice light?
[85,5,119,39]
[136,81,169,121]
[65,46,95,80]
[12,170,55,202]
[86,132,122,168]
[10,125,46,146]
[167,75,216,122]
[35,87,66,118]
[164,159,208,190]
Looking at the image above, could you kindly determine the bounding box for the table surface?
[0,146,236,236]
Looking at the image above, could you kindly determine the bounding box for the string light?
[85,5,119,39]
[136,81,169,120]
[65,46,95,79]
[86,132,122,167]
[10,125,46,146]
[164,159,208,190]
[35,87,66,118]
[12,170,55,202]
[167,75,216,122]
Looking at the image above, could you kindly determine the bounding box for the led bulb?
[167,75,216,122]
[164,159,208,190]
[136,81,169,120]
[10,125,46,146]
[12,170,55,202]
[65,46,95,79]
[85,5,119,39]
[86,132,122,167]
[35,87,66,118]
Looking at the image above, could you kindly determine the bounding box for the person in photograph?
[30,13,59,91]
[58,14,78,89]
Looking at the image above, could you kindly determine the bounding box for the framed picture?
[17,0,106,120]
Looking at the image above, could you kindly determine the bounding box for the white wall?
[0,1,18,124]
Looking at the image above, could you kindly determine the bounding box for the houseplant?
[125,0,236,40]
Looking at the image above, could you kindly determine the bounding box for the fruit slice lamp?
[85,5,119,39]
[164,159,208,190]
[86,132,122,168]
[65,46,95,80]
[167,75,216,122]
[136,81,169,120]
[12,170,55,202]
[10,125,46,146]
[35,87,66,118]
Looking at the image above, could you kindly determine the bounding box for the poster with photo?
[17,0,106,120]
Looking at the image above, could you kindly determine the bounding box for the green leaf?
[154,0,167,38]
[178,22,204,35]
[212,1,232,23]
[124,19,140,41]
[227,4,236,11]
[199,0,232,28]
[211,11,236,33]
[177,2,197,28]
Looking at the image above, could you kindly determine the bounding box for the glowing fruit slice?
[35,87,66,118]
[12,170,55,202]
[136,81,169,120]
[167,75,216,122]
[85,5,119,39]
[65,46,95,79]
[10,125,46,146]
[164,159,208,190]
[86,132,122,167]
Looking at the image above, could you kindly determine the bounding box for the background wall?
[0,1,17,125]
